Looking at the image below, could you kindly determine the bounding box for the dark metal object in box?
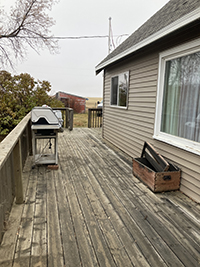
[132,142,181,192]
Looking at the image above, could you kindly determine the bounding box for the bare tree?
[0,0,59,68]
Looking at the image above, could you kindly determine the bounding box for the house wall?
[102,27,200,203]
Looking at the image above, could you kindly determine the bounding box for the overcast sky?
[1,0,169,98]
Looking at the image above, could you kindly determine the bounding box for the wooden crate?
[132,142,181,192]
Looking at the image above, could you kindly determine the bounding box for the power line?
[51,35,110,39]
[17,34,129,40]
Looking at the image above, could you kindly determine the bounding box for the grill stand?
[31,125,59,167]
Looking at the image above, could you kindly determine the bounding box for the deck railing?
[0,107,74,243]
[0,113,32,242]
[52,107,73,131]
[88,108,102,128]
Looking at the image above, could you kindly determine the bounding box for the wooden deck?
[0,128,200,267]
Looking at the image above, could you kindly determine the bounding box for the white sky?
[1,0,169,98]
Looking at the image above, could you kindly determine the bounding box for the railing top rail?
[88,108,102,111]
[0,112,31,169]
[52,107,73,111]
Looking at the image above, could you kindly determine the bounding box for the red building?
[55,91,86,114]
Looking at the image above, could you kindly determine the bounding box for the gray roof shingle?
[96,0,200,71]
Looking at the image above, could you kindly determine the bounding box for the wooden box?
[132,142,181,192]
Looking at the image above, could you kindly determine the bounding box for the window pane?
[161,52,200,142]
[118,72,129,107]
[111,76,118,105]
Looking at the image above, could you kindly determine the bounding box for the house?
[55,91,86,113]
[96,0,200,203]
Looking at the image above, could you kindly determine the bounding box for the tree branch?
[0,0,59,68]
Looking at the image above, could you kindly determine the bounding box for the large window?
[110,72,129,107]
[154,39,200,154]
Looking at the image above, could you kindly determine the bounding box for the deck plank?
[70,132,167,267]
[60,155,99,267]
[65,132,148,266]
[101,151,200,265]
[13,165,38,267]
[64,129,200,266]
[54,166,81,267]
[64,138,131,267]
[30,166,47,267]
[46,169,65,267]
[0,128,200,267]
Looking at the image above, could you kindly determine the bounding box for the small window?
[110,72,129,107]
[154,39,200,154]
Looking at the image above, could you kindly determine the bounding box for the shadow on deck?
[0,128,200,267]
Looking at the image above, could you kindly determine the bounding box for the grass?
[86,97,102,111]
[73,113,88,128]
[72,97,103,128]
[73,97,103,128]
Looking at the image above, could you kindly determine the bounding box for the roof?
[57,91,86,100]
[96,0,200,74]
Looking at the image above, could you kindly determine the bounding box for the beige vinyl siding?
[103,53,158,152]
[103,51,200,203]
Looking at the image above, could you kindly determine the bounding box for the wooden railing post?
[88,109,91,128]
[69,109,74,131]
[65,109,69,129]
[28,120,33,156]
[54,107,73,130]
[0,113,30,241]
[65,109,68,128]
[88,108,102,128]
[13,139,24,204]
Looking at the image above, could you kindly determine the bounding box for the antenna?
[108,17,115,54]
[108,17,111,54]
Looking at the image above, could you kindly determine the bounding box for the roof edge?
[56,91,87,99]
[95,6,200,74]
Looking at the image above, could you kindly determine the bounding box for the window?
[154,39,200,154]
[110,72,129,107]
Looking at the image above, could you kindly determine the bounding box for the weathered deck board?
[62,138,132,267]
[54,168,81,267]
[47,169,64,267]
[31,166,47,267]
[0,128,200,267]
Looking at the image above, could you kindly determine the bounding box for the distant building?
[55,91,86,114]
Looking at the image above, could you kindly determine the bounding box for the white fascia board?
[95,7,200,73]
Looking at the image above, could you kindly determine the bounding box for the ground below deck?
[0,128,200,267]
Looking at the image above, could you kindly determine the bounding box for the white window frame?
[110,71,129,109]
[154,38,200,155]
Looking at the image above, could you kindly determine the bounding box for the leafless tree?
[0,0,59,68]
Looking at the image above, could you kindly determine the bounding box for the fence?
[0,107,74,243]
[52,107,73,131]
[88,108,103,128]
[0,113,32,243]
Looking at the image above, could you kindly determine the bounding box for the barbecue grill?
[31,105,63,166]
